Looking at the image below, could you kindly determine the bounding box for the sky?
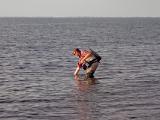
[0,0,160,17]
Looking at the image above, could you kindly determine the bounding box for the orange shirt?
[77,50,90,67]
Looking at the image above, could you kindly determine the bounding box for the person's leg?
[85,62,99,78]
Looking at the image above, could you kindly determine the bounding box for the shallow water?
[0,18,160,120]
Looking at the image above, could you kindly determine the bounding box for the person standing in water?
[72,48,101,78]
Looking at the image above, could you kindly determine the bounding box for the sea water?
[0,18,160,120]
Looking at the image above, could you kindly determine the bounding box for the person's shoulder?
[81,49,90,54]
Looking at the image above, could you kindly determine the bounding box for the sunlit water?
[0,18,160,120]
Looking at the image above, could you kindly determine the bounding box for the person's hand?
[74,72,78,76]
[74,75,79,80]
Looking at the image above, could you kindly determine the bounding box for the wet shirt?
[78,50,95,65]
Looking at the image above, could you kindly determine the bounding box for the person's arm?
[74,65,80,76]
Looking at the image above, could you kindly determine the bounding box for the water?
[0,17,160,120]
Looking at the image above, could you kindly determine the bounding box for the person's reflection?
[73,75,98,120]
[76,96,93,120]
[74,75,97,91]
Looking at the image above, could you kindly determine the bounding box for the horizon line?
[0,16,160,18]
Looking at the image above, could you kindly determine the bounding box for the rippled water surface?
[0,18,160,120]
